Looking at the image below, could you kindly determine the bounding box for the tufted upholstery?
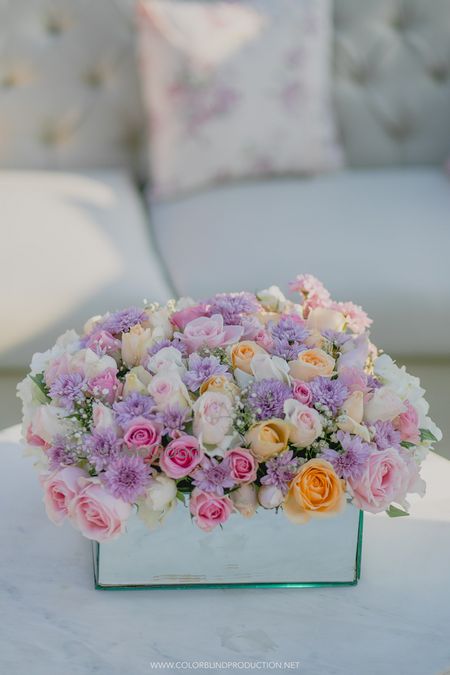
[0,0,449,174]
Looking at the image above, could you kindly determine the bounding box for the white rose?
[250,353,290,383]
[121,325,153,368]
[122,366,153,397]
[147,307,173,342]
[230,484,257,518]
[147,346,185,375]
[30,330,80,376]
[173,296,197,311]
[148,369,191,410]
[364,387,406,423]
[258,485,284,509]
[341,391,364,424]
[256,285,287,312]
[92,402,117,431]
[307,307,345,332]
[138,475,177,530]
[193,391,233,446]
[30,405,71,444]
[283,399,322,448]
[336,414,371,441]
[69,349,117,379]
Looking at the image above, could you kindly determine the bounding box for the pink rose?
[254,328,274,351]
[159,435,203,478]
[338,367,369,394]
[190,488,234,532]
[124,418,162,449]
[349,448,410,513]
[44,353,72,386]
[85,330,121,356]
[178,314,243,353]
[88,367,120,404]
[26,424,49,448]
[291,380,312,406]
[393,401,420,444]
[41,467,87,525]
[227,448,257,483]
[171,304,209,330]
[69,479,131,541]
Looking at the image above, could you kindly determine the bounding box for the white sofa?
[1,0,450,372]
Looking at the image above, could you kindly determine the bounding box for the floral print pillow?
[137,0,343,199]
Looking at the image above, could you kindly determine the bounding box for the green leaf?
[400,441,415,449]
[420,428,438,443]
[386,505,410,518]
[176,490,186,505]
[29,373,51,403]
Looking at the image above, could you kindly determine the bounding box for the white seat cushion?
[151,168,450,355]
[0,171,173,369]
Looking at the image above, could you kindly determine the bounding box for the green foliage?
[419,428,438,443]
[29,373,51,403]
[386,505,409,518]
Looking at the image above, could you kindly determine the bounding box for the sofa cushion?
[0,170,173,369]
[151,167,450,355]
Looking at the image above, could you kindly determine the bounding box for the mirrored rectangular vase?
[93,504,363,590]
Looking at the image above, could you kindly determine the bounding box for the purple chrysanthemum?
[49,372,86,410]
[247,378,292,420]
[148,338,188,358]
[113,392,156,427]
[321,431,372,480]
[192,456,235,496]
[100,307,147,335]
[157,404,190,436]
[321,329,351,347]
[103,455,150,502]
[269,316,309,360]
[47,435,78,471]
[208,292,260,325]
[85,428,122,472]
[367,374,382,390]
[309,376,349,414]
[183,353,229,392]
[261,450,299,493]
[372,420,401,451]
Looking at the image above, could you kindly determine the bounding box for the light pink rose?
[159,435,203,478]
[254,328,273,351]
[92,402,116,431]
[178,314,243,353]
[393,401,420,444]
[148,369,191,410]
[193,391,233,445]
[44,354,72,386]
[69,479,131,541]
[227,448,257,483]
[26,424,49,448]
[291,380,312,405]
[338,367,369,394]
[171,303,209,330]
[190,488,234,532]
[41,467,87,525]
[87,368,120,404]
[283,399,322,448]
[124,418,162,449]
[348,448,410,513]
[85,330,121,356]
[337,334,369,373]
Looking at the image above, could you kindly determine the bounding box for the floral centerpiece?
[18,275,441,543]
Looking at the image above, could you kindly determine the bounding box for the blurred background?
[0,0,449,455]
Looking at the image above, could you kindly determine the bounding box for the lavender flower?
[47,435,78,470]
[321,431,372,481]
[192,456,235,496]
[100,307,147,334]
[157,404,190,436]
[183,353,228,391]
[85,428,122,472]
[103,455,150,502]
[247,378,292,420]
[269,316,309,360]
[113,392,156,427]
[208,292,260,325]
[321,329,351,347]
[261,450,299,493]
[309,376,349,414]
[148,338,187,358]
[49,372,86,410]
[372,420,401,451]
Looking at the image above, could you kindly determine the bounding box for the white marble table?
[1,424,450,675]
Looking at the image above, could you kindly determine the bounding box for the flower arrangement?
[18,275,441,542]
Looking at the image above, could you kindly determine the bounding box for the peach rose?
[284,459,346,524]
[245,419,290,461]
[288,349,335,382]
[199,374,239,400]
[306,307,346,333]
[230,484,258,518]
[231,340,266,374]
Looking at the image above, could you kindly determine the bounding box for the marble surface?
[1,424,450,675]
